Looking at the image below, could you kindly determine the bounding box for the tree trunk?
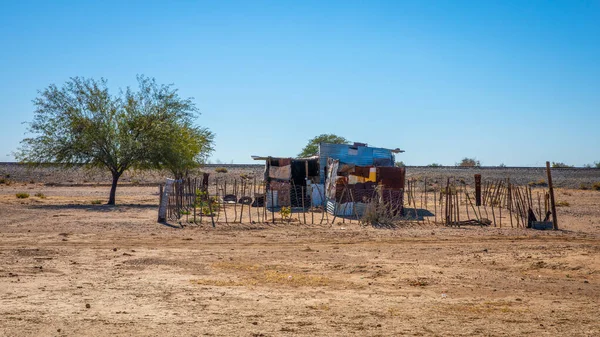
[108,171,122,205]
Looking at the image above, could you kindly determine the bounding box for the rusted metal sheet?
[376,166,405,189]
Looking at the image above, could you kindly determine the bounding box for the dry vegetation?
[0,166,599,336]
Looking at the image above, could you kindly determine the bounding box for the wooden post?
[270,183,275,224]
[301,186,306,224]
[464,187,471,220]
[239,180,245,223]
[207,187,215,228]
[445,178,450,225]
[433,183,437,224]
[158,184,164,222]
[475,174,481,206]
[546,161,559,230]
[233,178,238,222]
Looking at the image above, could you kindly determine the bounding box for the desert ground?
[0,166,599,336]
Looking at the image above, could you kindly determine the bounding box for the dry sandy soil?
[0,181,599,336]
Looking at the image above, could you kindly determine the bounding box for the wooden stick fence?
[158,172,556,229]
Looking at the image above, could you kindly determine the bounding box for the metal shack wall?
[318,143,394,183]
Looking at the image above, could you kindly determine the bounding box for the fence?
[158,173,556,228]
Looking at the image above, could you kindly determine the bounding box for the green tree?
[298,134,349,158]
[18,76,212,205]
[584,161,600,168]
[149,123,214,179]
[456,158,481,167]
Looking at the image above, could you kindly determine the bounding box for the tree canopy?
[18,76,214,204]
[298,134,349,158]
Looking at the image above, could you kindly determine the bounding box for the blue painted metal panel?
[318,143,394,182]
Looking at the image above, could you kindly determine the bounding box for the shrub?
[556,201,570,207]
[280,206,292,221]
[457,158,480,167]
[528,179,547,187]
[551,162,573,168]
[592,182,600,191]
[34,192,46,199]
[90,199,103,205]
[195,189,220,215]
[427,163,442,167]
[16,193,30,199]
[395,161,405,167]
[215,167,228,173]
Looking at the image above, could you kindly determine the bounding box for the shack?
[250,156,320,208]
[252,142,405,217]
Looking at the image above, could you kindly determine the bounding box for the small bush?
[579,183,589,190]
[16,193,30,199]
[528,179,547,187]
[551,162,573,168]
[592,182,600,191]
[215,167,228,173]
[280,206,292,220]
[556,201,570,207]
[440,186,458,195]
[34,193,46,199]
[90,200,103,205]
[395,161,406,167]
[0,178,6,184]
[427,163,442,167]
[456,158,480,167]
[195,189,220,215]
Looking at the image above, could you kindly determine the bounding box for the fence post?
[546,161,559,230]
[158,179,175,223]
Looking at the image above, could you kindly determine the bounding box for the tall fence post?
[546,161,559,230]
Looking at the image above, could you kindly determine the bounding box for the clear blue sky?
[1,0,599,166]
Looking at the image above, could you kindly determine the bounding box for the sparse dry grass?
[439,301,524,315]
[207,261,340,288]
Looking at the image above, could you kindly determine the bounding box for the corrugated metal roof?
[318,143,395,182]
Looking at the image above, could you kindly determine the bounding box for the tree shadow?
[28,203,157,212]
[158,220,183,229]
